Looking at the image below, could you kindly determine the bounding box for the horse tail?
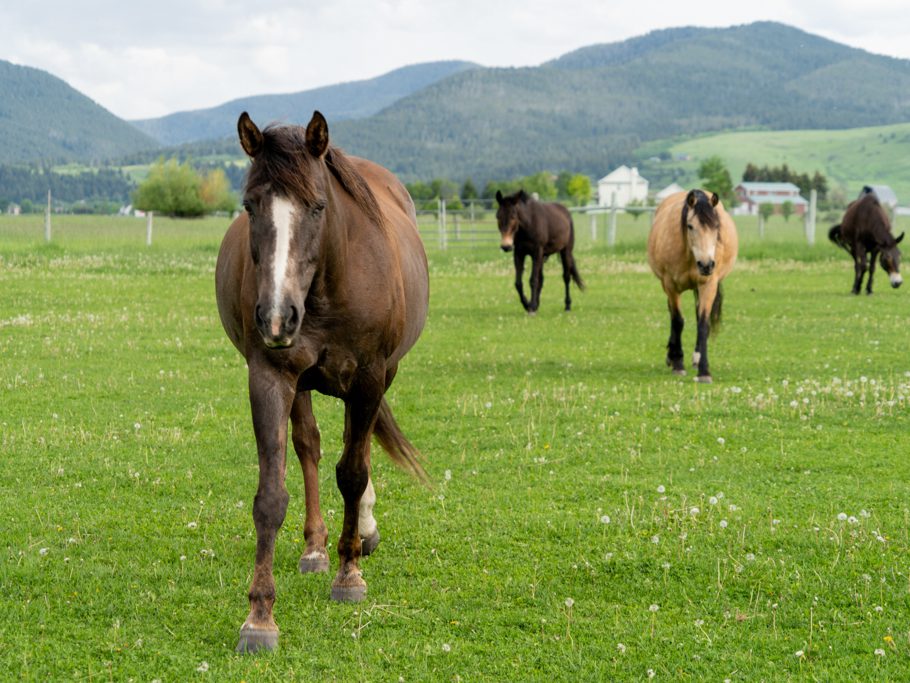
[709,283,723,337]
[829,224,848,251]
[373,397,429,484]
[567,217,585,291]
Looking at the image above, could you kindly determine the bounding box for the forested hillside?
[0,60,158,164]
[130,61,478,145]
[329,22,910,182]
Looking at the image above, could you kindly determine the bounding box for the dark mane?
[246,123,385,228]
[681,190,720,234]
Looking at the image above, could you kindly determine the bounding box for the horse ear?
[518,190,528,202]
[710,192,719,207]
[686,190,698,208]
[305,110,329,158]
[495,190,503,204]
[897,231,905,244]
[237,112,263,158]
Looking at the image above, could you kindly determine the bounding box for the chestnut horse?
[495,189,584,313]
[829,189,904,294]
[647,190,738,383]
[216,111,429,653]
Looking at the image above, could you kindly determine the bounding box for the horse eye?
[310,202,326,218]
[687,223,694,230]
[243,200,254,216]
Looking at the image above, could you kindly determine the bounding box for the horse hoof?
[236,626,278,654]
[331,582,367,602]
[361,530,380,557]
[695,375,713,384]
[298,548,329,574]
[672,369,687,376]
[527,310,537,317]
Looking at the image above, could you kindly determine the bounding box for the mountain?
[130,61,479,146]
[326,22,910,182]
[0,60,158,164]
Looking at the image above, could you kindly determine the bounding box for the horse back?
[841,194,890,247]
[525,200,573,254]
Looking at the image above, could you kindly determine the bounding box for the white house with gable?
[597,165,649,208]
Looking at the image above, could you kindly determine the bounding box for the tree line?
[406,171,593,211]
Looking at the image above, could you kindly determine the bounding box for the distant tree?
[758,203,775,221]
[781,200,794,221]
[555,171,574,199]
[461,178,478,200]
[566,174,592,205]
[811,171,828,199]
[199,168,237,212]
[430,178,459,202]
[407,181,433,201]
[520,172,557,200]
[697,156,734,206]
[20,199,34,214]
[133,158,205,217]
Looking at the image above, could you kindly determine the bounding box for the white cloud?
[0,1,907,120]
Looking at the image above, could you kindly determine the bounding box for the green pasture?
[638,122,910,201]
[2,214,910,680]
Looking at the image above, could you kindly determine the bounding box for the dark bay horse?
[647,190,738,383]
[829,190,904,294]
[216,111,429,653]
[495,190,584,313]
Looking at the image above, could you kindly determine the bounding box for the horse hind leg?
[560,250,572,311]
[291,391,329,574]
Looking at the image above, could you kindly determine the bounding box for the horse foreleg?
[331,378,383,602]
[852,248,867,295]
[866,249,878,295]
[694,281,718,383]
[237,363,295,653]
[528,251,545,314]
[513,250,530,311]
[664,289,685,375]
[291,391,329,574]
[560,250,572,311]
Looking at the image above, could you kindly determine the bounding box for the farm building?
[861,184,898,209]
[597,165,649,208]
[654,182,685,203]
[733,182,808,216]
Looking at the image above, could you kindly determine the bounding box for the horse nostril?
[255,304,267,327]
[287,305,300,327]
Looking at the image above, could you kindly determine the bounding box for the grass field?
[2,213,910,680]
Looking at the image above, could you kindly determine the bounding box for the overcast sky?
[2,1,908,121]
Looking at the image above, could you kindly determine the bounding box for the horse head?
[237,111,331,348]
[881,231,904,288]
[495,189,529,252]
[683,190,721,277]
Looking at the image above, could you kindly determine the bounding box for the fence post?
[437,198,447,250]
[758,211,765,239]
[44,189,51,243]
[146,211,154,246]
[589,211,597,241]
[608,192,618,247]
[805,189,817,246]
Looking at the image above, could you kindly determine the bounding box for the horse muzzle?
[696,260,716,277]
[890,272,903,288]
[255,303,301,348]
[500,244,513,253]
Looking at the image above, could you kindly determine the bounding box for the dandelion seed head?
[719,519,728,529]
[600,515,611,524]
[442,643,451,652]
[656,485,665,494]
[565,597,574,609]
[649,603,659,612]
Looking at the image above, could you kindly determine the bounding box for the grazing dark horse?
[216,111,429,653]
[647,190,738,383]
[494,189,584,313]
[829,190,904,294]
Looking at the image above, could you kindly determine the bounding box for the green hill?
[328,22,910,182]
[636,123,910,202]
[130,61,478,146]
[0,60,158,164]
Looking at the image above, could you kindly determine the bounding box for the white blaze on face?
[268,197,296,330]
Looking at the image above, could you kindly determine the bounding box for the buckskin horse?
[829,189,904,294]
[216,111,429,653]
[494,189,584,313]
[647,190,738,383]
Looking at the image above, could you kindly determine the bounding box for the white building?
[597,165,649,208]
[655,182,685,203]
